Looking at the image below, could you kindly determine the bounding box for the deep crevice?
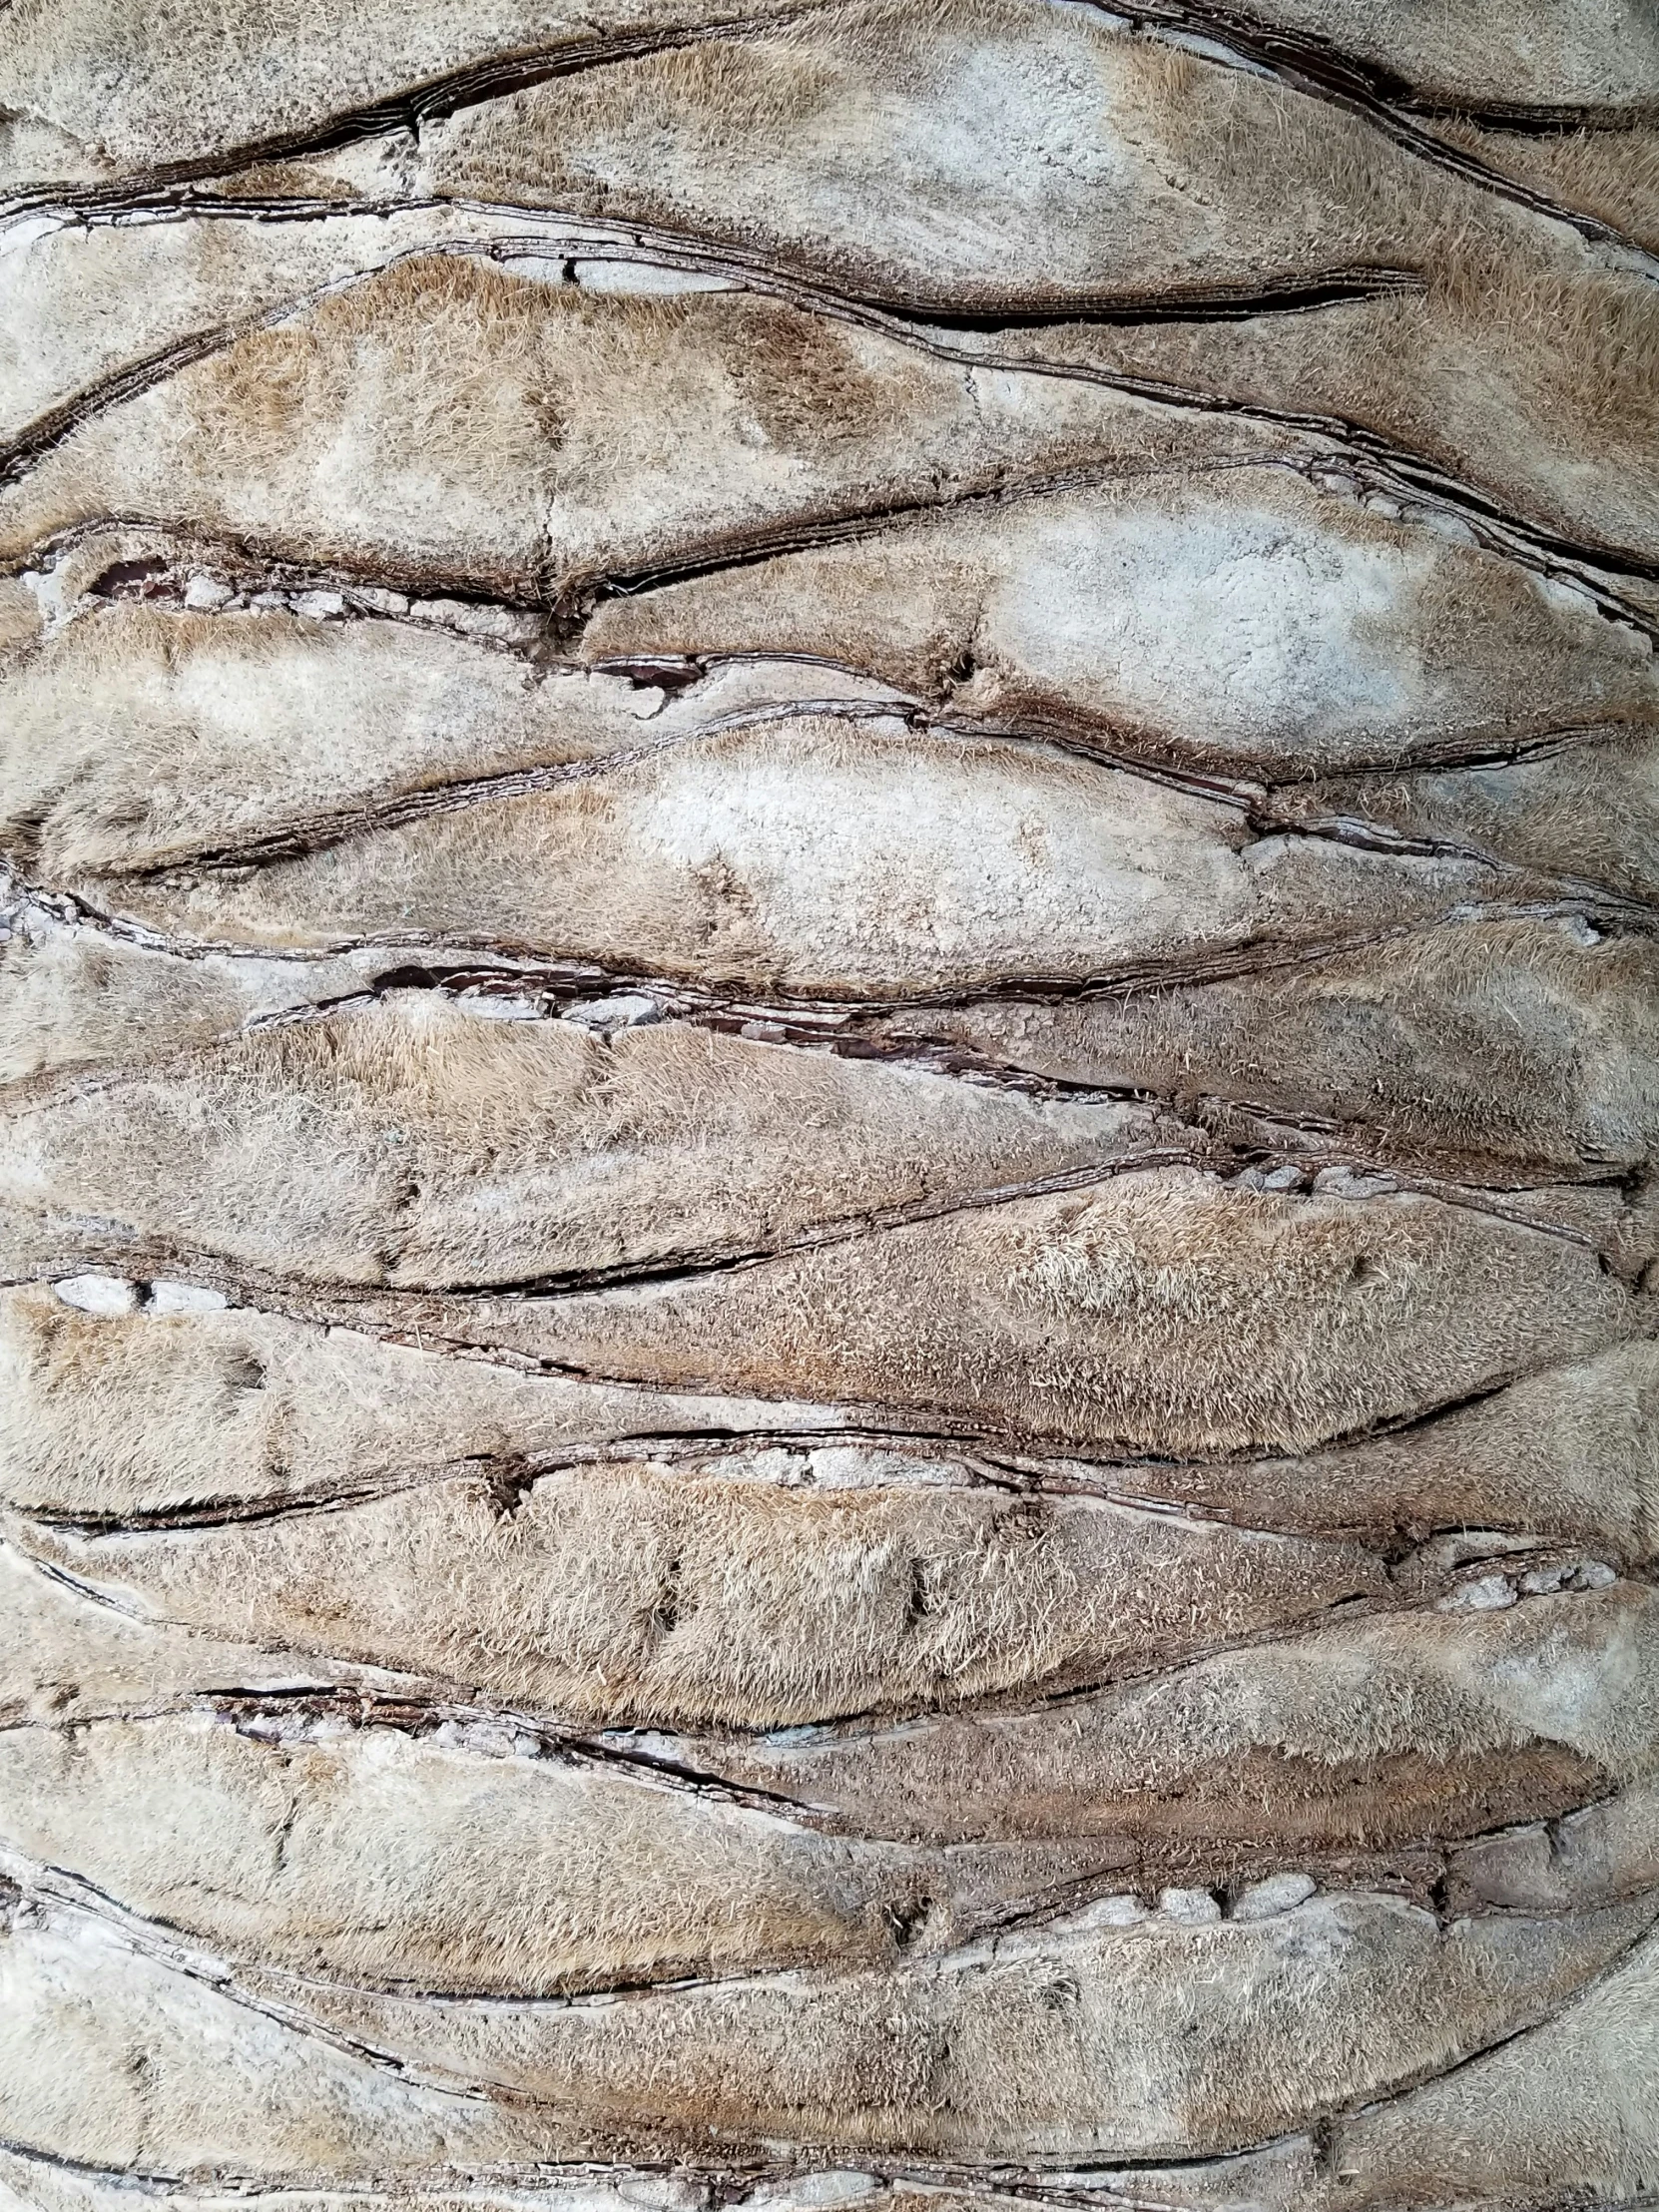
[5,0,1655,275]
[1100,0,1659,267]
[0,5,840,222]
[3,218,1655,625]
[16,864,1651,1017]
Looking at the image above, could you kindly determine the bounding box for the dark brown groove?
[4,227,1654,626]
[0,1433,1301,1535]
[61,688,1259,881]
[8,893,1657,1172]
[2,2114,1650,2212]
[1124,0,1659,135]
[9,1847,1654,2172]
[539,457,1256,644]
[53,538,1657,792]
[1100,0,1659,267]
[474,230,1659,597]
[4,0,1654,272]
[64,676,1598,899]
[0,1867,510,2104]
[10,873,1653,1021]
[0,2127,1312,2205]
[78,704,1654,927]
[0,1144,1215,1310]
[8,879,1655,1214]
[2,1690,1638,1899]
[3,1212,1649,1472]
[12,1530,1621,1748]
[833,268,1430,329]
[6,947,1655,1234]
[0,1683,827,1821]
[16,1360,1655,1538]
[0,4,841,222]
[0,242,1425,490]
[0,233,585,488]
[566,390,1659,606]
[1313,1899,1659,2139]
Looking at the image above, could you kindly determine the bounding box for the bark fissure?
[5,226,1655,616]
[1094,0,1659,267]
[0,229,1431,492]
[2,1106,1639,1328]
[8,1849,1654,2178]
[41,679,1643,923]
[14,867,1647,1009]
[10,1548,1630,1745]
[0,6,841,220]
[7,9,1655,2190]
[4,0,1654,276]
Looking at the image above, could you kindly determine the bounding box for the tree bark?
[1,2,1657,2207]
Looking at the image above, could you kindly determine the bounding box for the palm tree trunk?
[1,2,1656,2207]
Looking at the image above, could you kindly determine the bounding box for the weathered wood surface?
[2,2,1657,2207]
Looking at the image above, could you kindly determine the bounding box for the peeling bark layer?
[2,3,1658,2208]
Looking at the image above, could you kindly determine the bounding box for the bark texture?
[1,2,1658,2208]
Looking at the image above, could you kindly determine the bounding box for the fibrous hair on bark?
[1,1,1658,2208]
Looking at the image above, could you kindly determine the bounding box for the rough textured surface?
[3,1,1658,2206]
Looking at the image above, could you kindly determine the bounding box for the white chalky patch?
[291,590,346,621]
[1073,1894,1152,1928]
[777,2176,881,2210]
[408,598,542,646]
[1314,1166,1399,1200]
[1159,1888,1223,1925]
[564,994,665,1031]
[1438,1573,1519,1612]
[571,258,735,296]
[1234,1873,1318,1922]
[1236,1162,1307,1193]
[986,501,1419,754]
[455,992,545,1022]
[147,1280,229,1314]
[52,1274,138,1315]
[182,576,234,611]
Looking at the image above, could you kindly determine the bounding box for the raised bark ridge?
[1,3,1657,2209]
